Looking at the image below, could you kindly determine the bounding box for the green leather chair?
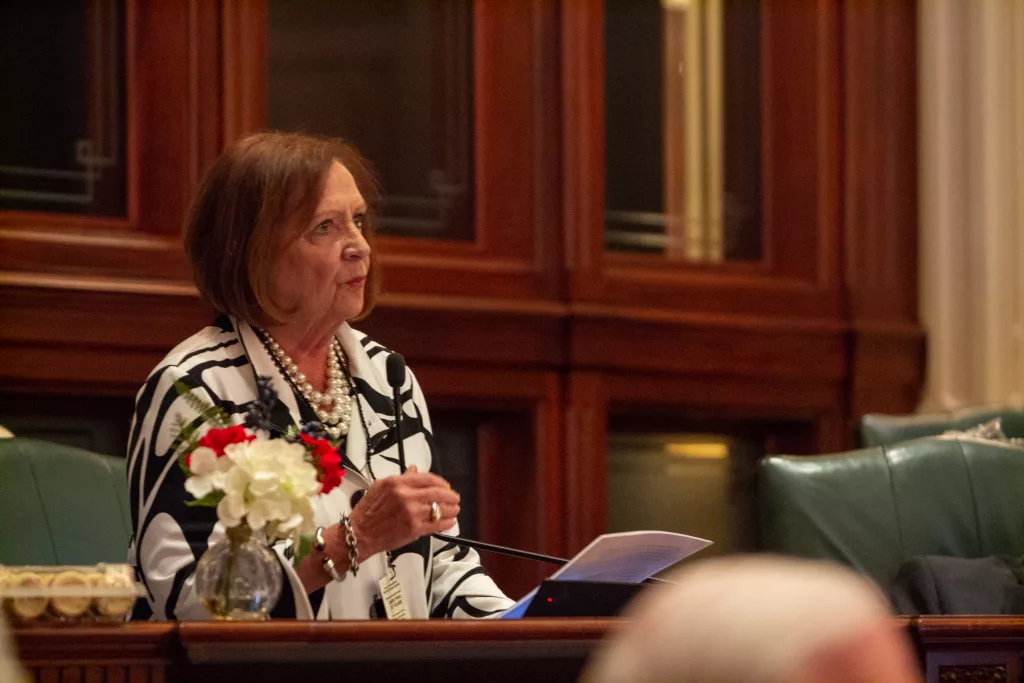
[759,437,1024,588]
[859,405,1024,447]
[0,438,131,565]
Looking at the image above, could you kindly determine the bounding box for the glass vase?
[195,523,283,620]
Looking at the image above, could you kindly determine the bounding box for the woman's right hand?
[348,465,460,559]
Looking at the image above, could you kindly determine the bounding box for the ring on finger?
[429,501,442,523]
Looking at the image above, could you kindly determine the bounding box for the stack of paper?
[500,530,712,618]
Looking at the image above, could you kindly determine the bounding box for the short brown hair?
[183,131,381,326]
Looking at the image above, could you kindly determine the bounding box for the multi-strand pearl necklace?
[261,331,354,440]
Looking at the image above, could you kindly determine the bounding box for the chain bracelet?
[341,513,359,577]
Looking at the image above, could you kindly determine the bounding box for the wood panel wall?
[0,0,921,594]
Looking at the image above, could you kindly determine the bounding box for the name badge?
[378,566,409,620]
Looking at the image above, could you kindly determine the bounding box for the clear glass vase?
[195,523,283,620]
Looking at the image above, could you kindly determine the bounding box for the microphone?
[385,353,408,473]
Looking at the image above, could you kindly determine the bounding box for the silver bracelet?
[314,526,327,553]
[340,513,359,577]
[321,555,343,583]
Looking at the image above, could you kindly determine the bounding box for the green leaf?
[293,535,314,568]
[186,490,225,507]
[174,380,231,429]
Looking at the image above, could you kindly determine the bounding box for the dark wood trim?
[561,0,605,291]
[0,230,191,282]
[0,285,210,396]
[176,618,616,646]
[571,314,846,379]
[188,0,225,189]
[842,0,918,325]
[841,0,924,422]
[221,0,267,144]
[361,305,567,369]
[15,622,179,666]
[565,372,608,553]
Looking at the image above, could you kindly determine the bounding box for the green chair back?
[0,438,131,565]
[759,437,1024,588]
[859,406,1024,447]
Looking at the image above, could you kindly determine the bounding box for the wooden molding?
[565,372,608,552]
[572,315,845,380]
[15,622,179,666]
[842,0,918,324]
[0,228,191,282]
[221,0,267,144]
[842,0,923,418]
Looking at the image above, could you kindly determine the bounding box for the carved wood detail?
[938,665,1008,683]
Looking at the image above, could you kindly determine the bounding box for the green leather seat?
[759,437,1024,588]
[0,438,131,565]
[859,405,1024,447]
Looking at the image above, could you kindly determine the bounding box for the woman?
[127,132,513,620]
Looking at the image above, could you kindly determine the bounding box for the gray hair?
[585,555,900,683]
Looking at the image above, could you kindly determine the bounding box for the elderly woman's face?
[270,161,371,327]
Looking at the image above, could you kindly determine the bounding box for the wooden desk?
[14,619,619,683]
[907,616,1024,683]
[13,617,1024,683]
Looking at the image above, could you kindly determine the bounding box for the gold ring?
[429,501,442,523]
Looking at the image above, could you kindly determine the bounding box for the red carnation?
[300,433,345,495]
[188,425,255,466]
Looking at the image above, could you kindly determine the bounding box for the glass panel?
[0,0,127,216]
[607,431,761,558]
[268,0,474,241]
[605,0,762,262]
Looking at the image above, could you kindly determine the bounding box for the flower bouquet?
[170,378,344,619]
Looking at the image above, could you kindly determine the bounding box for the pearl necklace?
[261,332,354,440]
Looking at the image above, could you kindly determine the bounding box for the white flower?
[185,435,323,543]
[185,447,237,500]
[217,491,247,528]
[188,447,219,475]
[184,474,215,500]
[248,470,279,497]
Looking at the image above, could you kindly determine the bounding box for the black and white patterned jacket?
[127,315,513,619]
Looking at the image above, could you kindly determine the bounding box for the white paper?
[552,530,712,584]
[500,530,711,618]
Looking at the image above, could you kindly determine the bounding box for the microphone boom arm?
[432,533,567,566]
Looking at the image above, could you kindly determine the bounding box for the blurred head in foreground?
[585,555,921,683]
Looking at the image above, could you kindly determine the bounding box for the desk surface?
[14,617,1024,683]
